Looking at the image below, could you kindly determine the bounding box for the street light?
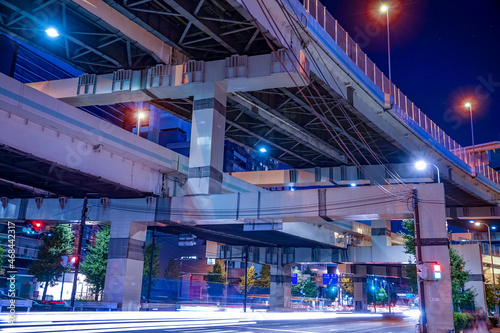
[473,221,498,314]
[464,101,476,175]
[136,111,146,136]
[414,160,441,183]
[379,3,392,95]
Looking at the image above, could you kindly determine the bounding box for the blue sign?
[323,274,338,285]
[291,274,298,285]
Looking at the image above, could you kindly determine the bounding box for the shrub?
[453,312,475,330]
[489,316,499,328]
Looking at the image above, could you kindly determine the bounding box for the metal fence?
[302,0,500,185]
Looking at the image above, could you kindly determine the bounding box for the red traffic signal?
[33,221,43,230]
[433,264,442,280]
[70,256,78,264]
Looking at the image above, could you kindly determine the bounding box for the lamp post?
[473,221,498,314]
[414,160,441,183]
[379,3,392,94]
[464,102,476,175]
[136,111,146,136]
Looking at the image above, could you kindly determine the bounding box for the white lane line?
[2,320,257,333]
[246,328,317,333]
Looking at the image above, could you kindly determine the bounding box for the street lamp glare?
[469,220,475,224]
[415,160,427,171]
[475,222,481,227]
[259,147,267,153]
[137,111,146,120]
[464,102,472,108]
[45,28,59,38]
[379,4,389,13]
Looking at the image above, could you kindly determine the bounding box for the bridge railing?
[302,0,500,185]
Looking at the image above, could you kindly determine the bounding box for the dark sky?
[324,0,500,147]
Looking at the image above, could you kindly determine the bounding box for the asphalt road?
[1,313,418,333]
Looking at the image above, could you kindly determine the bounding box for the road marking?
[249,328,317,333]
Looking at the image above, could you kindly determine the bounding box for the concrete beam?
[230,93,346,163]
[0,73,187,195]
[71,0,172,64]
[27,50,309,107]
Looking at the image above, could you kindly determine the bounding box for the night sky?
[324,0,500,147]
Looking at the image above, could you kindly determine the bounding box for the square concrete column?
[103,220,147,311]
[269,248,292,310]
[451,243,487,312]
[186,82,227,194]
[353,265,368,312]
[415,184,454,332]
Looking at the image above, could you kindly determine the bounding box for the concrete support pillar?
[353,265,368,312]
[103,220,147,311]
[186,82,227,194]
[416,184,454,332]
[451,243,487,312]
[269,248,292,310]
[147,105,161,144]
[371,220,391,247]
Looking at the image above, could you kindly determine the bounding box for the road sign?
[323,274,338,285]
[291,274,298,285]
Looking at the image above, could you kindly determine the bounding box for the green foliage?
[485,282,495,312]
[207,259,227,299]
[290,266,318,298]
[341,275,354,297]
[449,248,476,310]
[400,219,476,310]
[255,264,271,289]
[163,258,181,303]
[404,262,418,293]
[143,240,161,278]
[400,219,416,257]
[238,265,257,293]
[164,258,180,280]
[29,224,74,300]
[453,312,475,330]
[489,316,499,328]
[368,287,388,305]
[0,245,5,268]
[80,226,109,300]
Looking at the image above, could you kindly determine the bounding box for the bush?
[453,312,475,330]
[490,316,499,328]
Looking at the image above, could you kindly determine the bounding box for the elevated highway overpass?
[0,0,499,331]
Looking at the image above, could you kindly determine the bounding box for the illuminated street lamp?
[472,220,498,314]
[414,160,441,183]
[45,28,59,38]
[464,101,476,175]
[379,3,392,94]
[136,111,146,136]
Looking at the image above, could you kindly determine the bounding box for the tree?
[80,226,109,301]
[449,247,476,310]
[163,258,181,303]
[341,275,354,297]
[255,264,271,289]
[143,241,161,278]
[207,259,227,301]
[485,282,495,312]
[0,245,5,268]
[142,239,161,296]
[29,224,74,301]
[238,265,257,293]
[290,266,318,298]
[164,258,180,280]
[400,219,476,310]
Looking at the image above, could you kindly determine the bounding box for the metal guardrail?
[302,0,500,185]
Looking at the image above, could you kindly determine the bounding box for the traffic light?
[433,264,442,280]
[33,221,43,231]
[416,262,442,281]
[69,256,78,269]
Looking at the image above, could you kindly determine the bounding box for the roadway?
[1,311,418,333]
